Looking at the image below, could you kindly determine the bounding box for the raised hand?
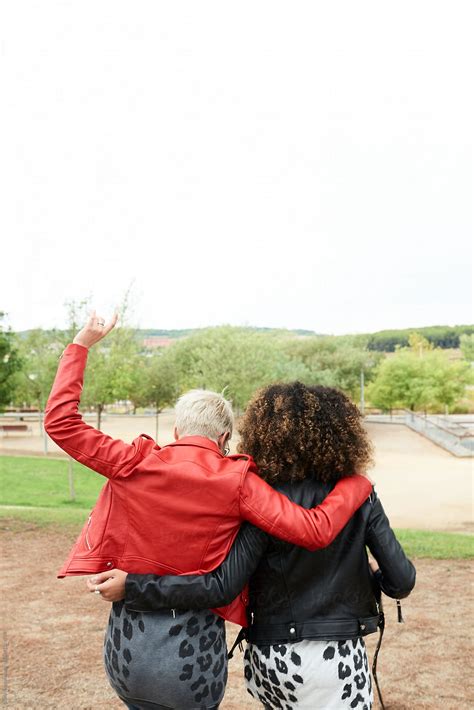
[73,309,118,349]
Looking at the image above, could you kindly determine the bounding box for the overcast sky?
[1,1,472,335]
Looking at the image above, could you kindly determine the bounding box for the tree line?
[1,305,473,421]
[365,324,474,352]
[112,323,474,352]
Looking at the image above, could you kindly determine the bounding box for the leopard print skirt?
[244,637,373,709]
[103,601,227,710]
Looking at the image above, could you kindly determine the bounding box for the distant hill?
[139,327,319,339]
[364,324,474,351]
[13,323,474,352]
[93,323,474,351]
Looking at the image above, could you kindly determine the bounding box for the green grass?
[0,454,105,508]
[394,528,473,560]
[1,455,473,559]
[0,505,90,527]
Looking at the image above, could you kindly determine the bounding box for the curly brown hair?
[237,382,373,484]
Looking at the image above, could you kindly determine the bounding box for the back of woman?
[242,479,413,709]
[247,476,380,638]
[238,383,415,708]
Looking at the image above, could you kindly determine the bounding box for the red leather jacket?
[44,343,372,625]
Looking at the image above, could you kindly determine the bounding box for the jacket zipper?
[85,514,93,550]
[396,599,404,623]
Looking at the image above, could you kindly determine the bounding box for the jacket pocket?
[79,483,113,555]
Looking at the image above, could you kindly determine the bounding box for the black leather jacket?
[125,480,416,644]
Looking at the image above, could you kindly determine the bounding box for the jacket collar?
[167,436,223,455]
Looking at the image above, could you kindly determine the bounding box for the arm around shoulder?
[239,466,372,551]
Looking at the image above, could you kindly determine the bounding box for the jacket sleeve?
[239,467,373,551]
[125,523,268,611]
[44,343,156,478]
[365,490,416,598]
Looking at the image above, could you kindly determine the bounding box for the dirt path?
[1,519,473,709]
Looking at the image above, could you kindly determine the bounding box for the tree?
[64,296,93,343]
[367,324,474,351]
[165,326,308,411]
[58,289,144,428]
[11,328,65,409]
[407,333,433,357]
[9,327,65,454]
[12,297,95,411]
[283,336,381,399]
[81,322,144,429]
[132,348,178,438]
[368,351,431,412]
[460,334,474,362]
[0,312,23,410]
[420,351,471,412]
[368,338,470,412]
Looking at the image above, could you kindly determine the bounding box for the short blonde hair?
[175,389,234,440]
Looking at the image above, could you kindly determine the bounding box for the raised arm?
[365,490,416,598]
[44,312,157,478]
[124,523,268,612]
[240,467,373,551]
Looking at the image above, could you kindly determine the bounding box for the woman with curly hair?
[93,382,415,709]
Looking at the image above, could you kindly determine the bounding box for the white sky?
[1,1,472,335]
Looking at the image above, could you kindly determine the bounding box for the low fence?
[365,413,406,424]
[365,411,473,457]
[403,411,473,457]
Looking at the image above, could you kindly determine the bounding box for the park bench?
[0,424,32,436]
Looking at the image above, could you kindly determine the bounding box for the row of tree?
[86,323,474,352]
[365,324,474,352]
[1,304,473,420]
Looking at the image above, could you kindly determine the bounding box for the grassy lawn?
[0,505,90,527]
[1,455,473,559]
[394,529,473,559]
[0,454,105,508]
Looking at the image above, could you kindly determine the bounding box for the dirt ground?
[1,417,473,532]
[1,519,473,710]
